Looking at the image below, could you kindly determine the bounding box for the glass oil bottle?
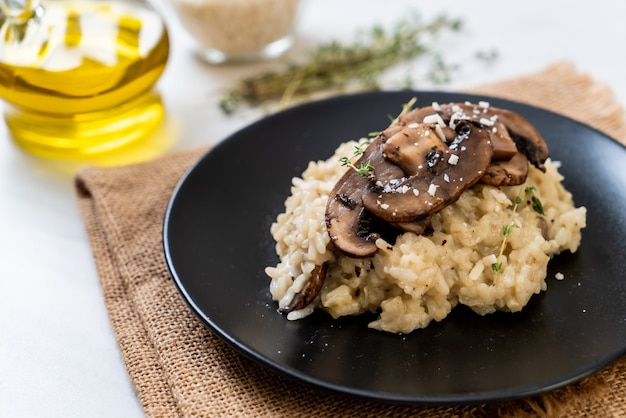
[0,0,170,159]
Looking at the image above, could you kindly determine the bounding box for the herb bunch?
[219,15,462,114]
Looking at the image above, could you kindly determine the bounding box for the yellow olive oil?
[0,0,169,159]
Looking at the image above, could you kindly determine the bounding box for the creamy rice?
[265,140,586,333]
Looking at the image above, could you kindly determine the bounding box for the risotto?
[265,101,586,333]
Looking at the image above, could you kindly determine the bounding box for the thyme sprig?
[339,157,375,177]
[389,96,417,126]
[368,96,418,138]
[351,140,372,157]
[219,15,462,114]
[339,97,417,177]
[491,186,545,275]
[525,185,544,215]
[339,139,373,176]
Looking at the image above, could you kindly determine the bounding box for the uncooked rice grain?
[170,0,299,55]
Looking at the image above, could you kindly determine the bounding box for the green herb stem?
[491,186,545,276]
[219,15,463,114]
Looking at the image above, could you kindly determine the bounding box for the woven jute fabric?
[75,62,626,417]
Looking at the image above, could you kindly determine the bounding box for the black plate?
[163,91,626,405]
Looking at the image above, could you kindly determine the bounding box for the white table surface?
[1,1,625,416]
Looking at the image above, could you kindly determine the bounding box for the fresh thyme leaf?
[493,191,522,277]
[339,156,352,166]
[492,185,544,278]
[493,221,515,277]
[219,15,463,114]
[524,185,544,215]
[358,161,375,176]
[339,159,373,177]
[531,196,544,215]
[389,97,417,126]
[352,141,371,157]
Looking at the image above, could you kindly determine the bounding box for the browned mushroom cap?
[325,180,378,258]
[362,122,494,223]
[480,151,529,186]
[279,263,327,314]
[399,103,519,161]
[399,102,550,169]
[492,107,549,171]
[417,102,549,182]
[325,131,404,257]
[438,102,549,169]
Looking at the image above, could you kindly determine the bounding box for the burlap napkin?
[75,62,626,417]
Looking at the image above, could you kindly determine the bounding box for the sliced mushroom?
[438,103,519,161]
[480,151,529,186]
[492,107,549,171]
[393,216,432,234]
[399,103,519,161]
[398,102,548,169]
[486,120,519,161]
[325,101,549,256]
[382,124,448,176]
[325,185,378,258]
[362,122,494,223]
[279,263,328,314]
[325,131,404,257]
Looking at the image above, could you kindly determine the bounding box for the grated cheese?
[435,125,446,142]
[479,117,494,126]
[423,113,446,127]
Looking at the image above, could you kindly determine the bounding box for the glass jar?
[169,0,299,64]
[0,0,170,159]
